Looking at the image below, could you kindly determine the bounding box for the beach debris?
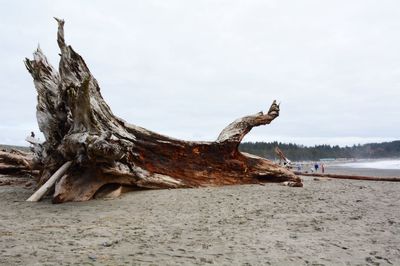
[294,172,400,182]
[0,18,302,203]
[275,147,292,166]
[101,240,119,247]
[26,161,72,202]
[282,181,303,187]
[0,149,35,176]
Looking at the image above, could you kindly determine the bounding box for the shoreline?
[290,158,400,178]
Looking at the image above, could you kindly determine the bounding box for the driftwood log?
[294,172,400,182]
[26,161,72,202]
[0,19,302,203]
[0,149,37,176]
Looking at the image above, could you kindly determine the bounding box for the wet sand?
[1,168,400,265]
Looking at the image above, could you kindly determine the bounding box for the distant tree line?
[239,140,400,161]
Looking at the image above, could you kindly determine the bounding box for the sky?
[0,0,399,147]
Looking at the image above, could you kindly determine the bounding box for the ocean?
[337,159,400,170]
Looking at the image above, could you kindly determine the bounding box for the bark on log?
[17,18,304,203]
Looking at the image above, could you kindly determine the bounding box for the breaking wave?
[338,159,400,170]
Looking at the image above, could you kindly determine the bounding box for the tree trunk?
[5,18,303,203]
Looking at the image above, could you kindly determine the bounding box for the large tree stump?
[9,19,303,203]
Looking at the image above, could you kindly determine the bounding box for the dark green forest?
[239,140,400,161]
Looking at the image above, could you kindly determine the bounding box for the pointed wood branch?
[217,100,280,144]
[26,161,72,202]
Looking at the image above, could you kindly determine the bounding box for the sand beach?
[1,163,400,265]
[1,1,399,265]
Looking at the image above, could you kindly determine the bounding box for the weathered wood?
[20,18,304,203]
[0,149,35,176]
[26,161,72,202]
[295,172,400,182]
[0,150,31,168]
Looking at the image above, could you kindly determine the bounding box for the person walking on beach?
[321,163,325,173]
[314,163,319,172]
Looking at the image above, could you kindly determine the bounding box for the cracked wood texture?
[19,19,302,203]
[0,149,37,176]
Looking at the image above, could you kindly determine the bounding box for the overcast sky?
[0,0,399,146]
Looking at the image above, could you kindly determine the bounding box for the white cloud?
[0,0,399,147]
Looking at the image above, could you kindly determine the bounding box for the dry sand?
[1,168,400,265]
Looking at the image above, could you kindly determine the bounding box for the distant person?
[321,164,325,173]
[314,163,319,172]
